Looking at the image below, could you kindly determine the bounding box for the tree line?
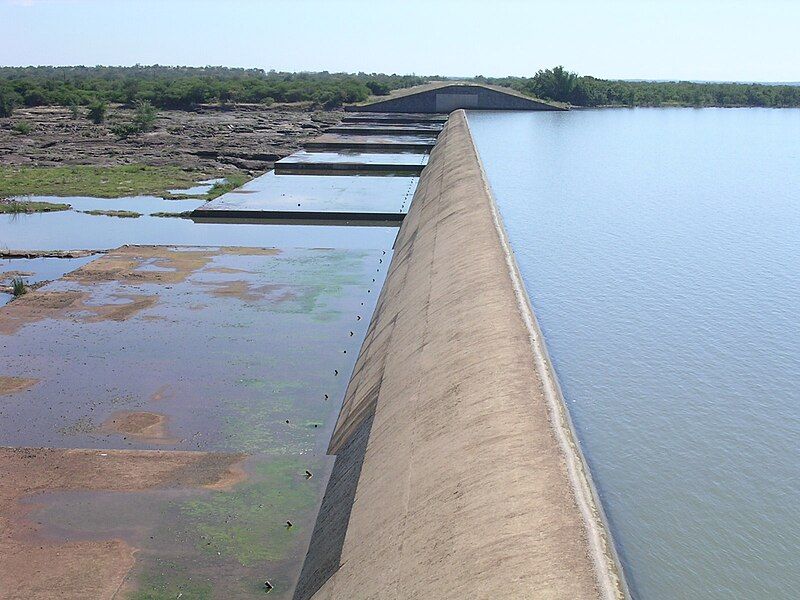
[480,66,800,108]
[2,65,800,118]
[0,66,432,116]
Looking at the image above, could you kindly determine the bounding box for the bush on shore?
[480,66,800,107]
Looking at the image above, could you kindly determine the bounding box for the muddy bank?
[300,111,625,599]
[0,104,343,172]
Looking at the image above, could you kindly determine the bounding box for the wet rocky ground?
[0,104,344,173]
[0,244,390,598]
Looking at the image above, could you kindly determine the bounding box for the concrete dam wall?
[295,110,626,599]
[346,82,566,113]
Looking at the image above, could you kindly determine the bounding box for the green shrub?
[366,80,391,96]
[11,277,26,297]
[110,122,141,139]
[11,121,32,135]
[132,99,157,132]
[87,100,107,124]
[0,93,15,118]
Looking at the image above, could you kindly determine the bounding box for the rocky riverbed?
[0,104,344,173]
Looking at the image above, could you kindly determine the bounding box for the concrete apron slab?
[0,243,391,599]
[275,151,429,176]
[192,172,417,222]
[298,111,627,599]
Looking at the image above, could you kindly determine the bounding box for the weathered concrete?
[327,125,443,136]
[347,81,567,113]
[301,110,625,599]
[341,113,449,125]
[293,413,375,600]
[304,133,437,152]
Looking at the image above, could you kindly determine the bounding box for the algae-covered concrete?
[300,111,625,599]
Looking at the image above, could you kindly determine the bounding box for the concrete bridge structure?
[346,81,567,113]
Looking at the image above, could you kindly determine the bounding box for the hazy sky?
[2,0,798,82]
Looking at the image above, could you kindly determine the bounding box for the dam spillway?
[294,110,625,600]
[0,81,625,598]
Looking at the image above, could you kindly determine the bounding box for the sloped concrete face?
[300,111,624,600]
[347,83,566,113]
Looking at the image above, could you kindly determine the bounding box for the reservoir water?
[468,108,800,599]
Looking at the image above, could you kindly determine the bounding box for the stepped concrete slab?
[327,124,444,135]
[295,111,625,600]
[341,113,449,125]
[192,172,417,222]
[304,133,437,153]
[275,151,429,176]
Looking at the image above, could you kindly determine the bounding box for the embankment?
[296,109,627,599]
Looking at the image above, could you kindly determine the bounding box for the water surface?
[468,108,800,600]
[0,209,397,251]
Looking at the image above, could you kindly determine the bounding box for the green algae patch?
[261,249,372,288]
[180,458,319,567]
[128,562,213,600]
[223,386,318,455]
[0,165,249,199]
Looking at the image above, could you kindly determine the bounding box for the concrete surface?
[275,151,429,176]
[192,172,417,222]
[299,111,625,599]
[341,114,449,125]
[327,125,443,136]
[304,133,437,152]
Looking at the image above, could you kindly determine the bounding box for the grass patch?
[11,121,32,135]
[81,209,141,218]
[205,173,249,200]
[0,165,249,199]
[163,172,250,201]
[11,277,26,296]
[0,199,70,213]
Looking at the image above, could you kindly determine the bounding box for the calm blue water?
[468,108,800,600]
